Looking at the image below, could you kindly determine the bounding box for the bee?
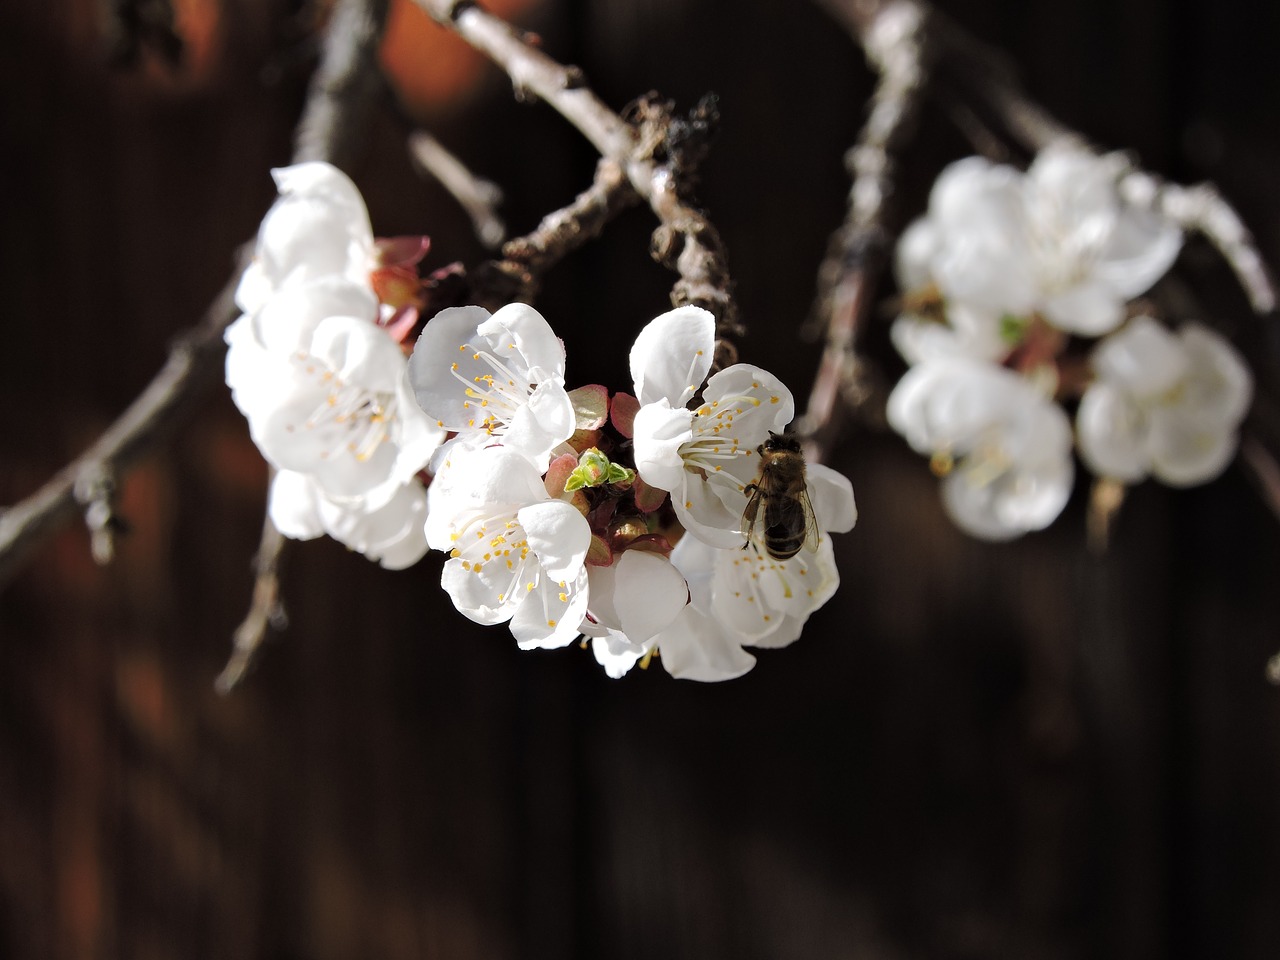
[741,432,820,561]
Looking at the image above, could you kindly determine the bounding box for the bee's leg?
[743,483,758,497]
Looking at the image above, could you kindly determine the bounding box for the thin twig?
[1240,434,1280,524]
[0,259,245,585]
[469,157,640,307]
[804,0,1277,467]
[216,504,288,693]
[0,0,391,700]
[1120,174,1277,314]
[798,0,930,464]
[413,0,740,345]
[408,130,507,249]
[916,0,1277,314]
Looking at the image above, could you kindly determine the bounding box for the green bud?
[563,448,635,492]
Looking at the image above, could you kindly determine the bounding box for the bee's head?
[762,432,802,454]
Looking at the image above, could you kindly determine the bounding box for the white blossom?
[235,162,376,315]
[629,306,795,547]
[1077,316,1252,486]
[269,470,429,570]
[1022,145,1182,335]
[408,303,575,472]
[226,279,443,510]
[585,549,690,679]
[888,358,1074,540]
[600,462,855,682]
[895,146,1182,343]
[427,446,590,650]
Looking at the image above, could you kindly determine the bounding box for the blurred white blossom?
[1077,316,1252,486]
[888,358,1074,540]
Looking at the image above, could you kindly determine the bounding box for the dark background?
[2,0,1279,957]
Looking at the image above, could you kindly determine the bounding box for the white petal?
[629,305,716,407]
[583,564,624,632]
[890,302,1007,366]
[268,470,325,540]
[1094,207,1182,299]
[1179,324,1252,423]
[941,446,1073,540]
[408,305,495,427]
[1092,316,1188,399]
[632,400,694,491]
[701,364,796,439]
[654,607,756,682]
[611,550,689,645]
[503,377,575,471]
[317,480,428,569]
[893,217,939,292]
[1076,383,1149,482]
[668,533,719,611]
[672,475,746,549]
[591,632,648,679]
[1040,280,1126,337]
[478,302,566,382]
[517,500,590,584]
[511,567,589,650]
[253,277,378,356]
[441,556,522,625]
[806,463,857,533]
[311,315,406,390]
[251,162,373,297]
[1147,411,1238,487]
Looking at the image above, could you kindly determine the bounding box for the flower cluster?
[226,163,857,680]
[409,304,857,680]
[887,144,1252,539]
[225,163,444,567]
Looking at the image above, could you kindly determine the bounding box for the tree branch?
[798,0,930,464]
[468,156,641,308]
[412,0,740,348]
[0,262,244,585]
[216,502,288,694]
[0,0,392,699]
[408,129,507,249]
[801,0,1276,467]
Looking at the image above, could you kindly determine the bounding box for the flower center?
[450,342,533,435]
[296,354,398,462]
[448,513,535,604]
[681,391,775,490]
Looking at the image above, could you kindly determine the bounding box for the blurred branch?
[1120,174,1277,314]
[802,0,1277,467]
[0,0,391,694]
[413,0,740,347]
[1240,434,1280,525]
[216,502,288,694]
[408,130,507,249]
[799,0,930,463]
[0,262,245,585]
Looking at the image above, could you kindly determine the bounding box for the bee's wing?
[740,487,764,547]
[798,487,821,554]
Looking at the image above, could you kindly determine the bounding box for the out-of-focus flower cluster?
[887,144,1253,540]
[226,163,857,680]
